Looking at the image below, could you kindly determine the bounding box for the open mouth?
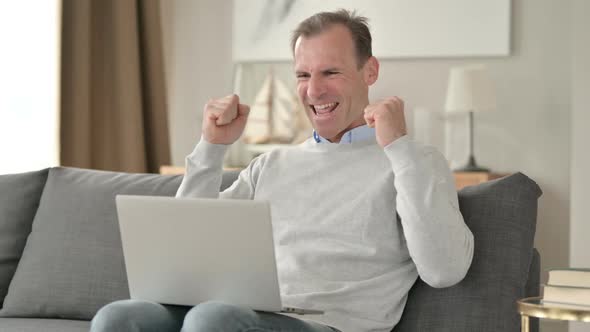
[311,102,339,116]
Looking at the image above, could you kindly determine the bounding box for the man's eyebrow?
[295,67,341,75]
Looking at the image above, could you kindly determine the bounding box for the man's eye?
[296,74,310,79]
[327,71,339,76]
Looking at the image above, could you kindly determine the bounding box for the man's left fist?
[364,96,407,147]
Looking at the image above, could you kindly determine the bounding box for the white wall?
[569,0,590,331]
[162,1,579,331]
[369,2,572,330]
[161,0,233,166]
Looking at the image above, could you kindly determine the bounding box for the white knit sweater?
[176,135,474,332]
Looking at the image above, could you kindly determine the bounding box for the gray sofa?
[0,167,541,332]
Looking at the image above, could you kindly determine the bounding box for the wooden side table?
[159,166,242,175]
[159,165,186,175]
[453,172,507,190]
[517,296,590,332]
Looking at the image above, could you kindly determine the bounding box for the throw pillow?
[0,167,183,319]
[0,169,49,307]
[393,172,542,332]
[0,167,239,320]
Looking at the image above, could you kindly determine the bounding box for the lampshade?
[445,65,496,113]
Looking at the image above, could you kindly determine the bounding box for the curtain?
[60,0,170,173]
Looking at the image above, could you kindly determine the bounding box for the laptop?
[115,195,323,315]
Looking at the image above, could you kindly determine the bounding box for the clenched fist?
[364,97,407,147]
[202,94,250,145]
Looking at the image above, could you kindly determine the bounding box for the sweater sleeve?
[384,135,474,288]
[175,139,259,200]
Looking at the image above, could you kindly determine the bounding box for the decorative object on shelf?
[543,285,590,307]
[224,64,312,168]
[547,268,590,288]
[542,268,590,307]
[242,68,311,145]
[445,64,496,172]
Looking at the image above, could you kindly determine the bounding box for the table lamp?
[445,65,496,172]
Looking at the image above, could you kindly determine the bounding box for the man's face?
[294,24,378,142]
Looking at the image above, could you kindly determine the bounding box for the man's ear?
[363,56,379,86]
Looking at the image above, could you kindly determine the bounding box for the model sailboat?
[242,71,311,145]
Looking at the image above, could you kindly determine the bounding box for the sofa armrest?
[523,248,540,332]
[525,248,540,298]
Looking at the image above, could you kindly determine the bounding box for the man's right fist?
[202,94,250,145]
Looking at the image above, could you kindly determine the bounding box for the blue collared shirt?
[313,125,376,144]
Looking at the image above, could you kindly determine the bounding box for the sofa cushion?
[0,169,49,307]
[393,172,541,332]
[0,318,90,332]
[0,167,187,320]
[0,167,239,320]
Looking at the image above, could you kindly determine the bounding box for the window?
[0,1,60,174]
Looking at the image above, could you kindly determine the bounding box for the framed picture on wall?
[233,0,511,62]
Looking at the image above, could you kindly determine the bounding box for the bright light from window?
[0,1,60,175]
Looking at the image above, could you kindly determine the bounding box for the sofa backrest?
[0,169,49,308]
[393,172,542,332]
[0,167,541,332]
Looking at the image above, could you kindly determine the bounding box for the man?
[91,9,473,332]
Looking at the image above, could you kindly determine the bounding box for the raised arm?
[365,96,474,288]
[386,137,473,287]
[176,94,256,199]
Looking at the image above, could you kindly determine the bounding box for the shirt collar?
[313,125,375,144]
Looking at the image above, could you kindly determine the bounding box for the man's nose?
[307,75,326,100]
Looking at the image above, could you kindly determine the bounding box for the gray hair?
[291,9,372,68]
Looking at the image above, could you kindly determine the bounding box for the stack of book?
[543,268,590,308]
